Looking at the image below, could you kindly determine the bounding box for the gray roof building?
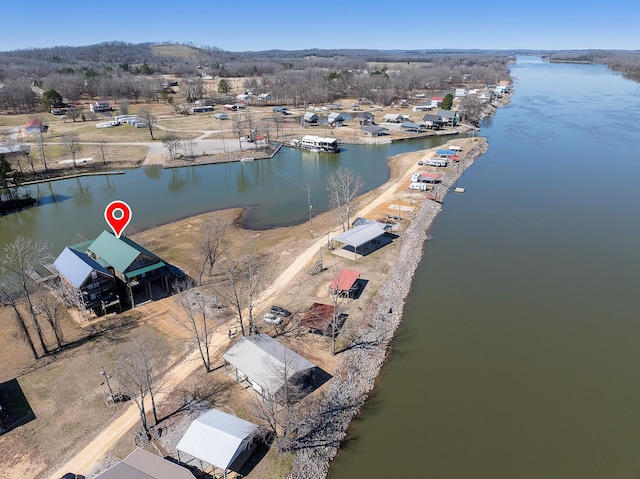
[223,334,317,399]
[94,448,195,479]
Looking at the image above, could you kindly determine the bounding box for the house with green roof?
[84,231,171,307]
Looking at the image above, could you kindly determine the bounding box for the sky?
[1,0,638,52]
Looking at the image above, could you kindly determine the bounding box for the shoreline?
[288,138,488,479]
[10,126,473,186]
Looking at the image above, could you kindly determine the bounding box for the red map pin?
[104,200,132,238]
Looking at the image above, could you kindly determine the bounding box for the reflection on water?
[0,135,454,253]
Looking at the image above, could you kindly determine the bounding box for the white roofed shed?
[176,409,259,478]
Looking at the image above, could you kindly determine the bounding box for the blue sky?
[1,0,638,52]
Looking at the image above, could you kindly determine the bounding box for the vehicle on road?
[263,313,283,324]
[270,305,291,317]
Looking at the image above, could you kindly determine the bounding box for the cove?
[0,137,456,253]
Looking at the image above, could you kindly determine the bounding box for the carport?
[331,222,387,259]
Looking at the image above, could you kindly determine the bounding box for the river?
[327,56,640,478]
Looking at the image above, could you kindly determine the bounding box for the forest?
[0,42,514,114]
[548,50,640,81]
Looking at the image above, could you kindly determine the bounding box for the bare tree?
[115,331,165,431]
[249,350,306,454]
[0,272,39,360]
[65,107,82,123]
[37,128,48,172]
[118,100,129,115]
[327,270,345,356]
[0,236,51,357]
[173,280,217,372]
[137,108,157,140]
[97,140,108,165]
[231,114,246,151]
[181,138,195,159]
[215,239,271,336]
[162,134,182,161]
[460,95,484,127]
[62,132,82,168]
[193,213,230,285]
[327,167,363,232]
[34,291,64,349]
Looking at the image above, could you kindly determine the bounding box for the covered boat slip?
[331,222,390,259]
[176,409,259,479]
[329,269,361,297]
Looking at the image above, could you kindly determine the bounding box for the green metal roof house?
[85,231,170,307]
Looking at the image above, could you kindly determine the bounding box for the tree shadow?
[157,380,231,425]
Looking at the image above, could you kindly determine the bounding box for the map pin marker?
[104,200,132,238]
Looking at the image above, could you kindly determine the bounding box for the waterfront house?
[361,125,389,137]
[53,247,120,315]
[223,334,317,400]
[355,111,375,126]
[64,230,173,309]
[436,109,460,126]
[177,409,259,479]
[422,113,444,129]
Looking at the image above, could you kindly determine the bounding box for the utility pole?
[307,184,314,238]
[100,366,115,401]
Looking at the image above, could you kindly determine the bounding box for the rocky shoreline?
[287,138,488,479]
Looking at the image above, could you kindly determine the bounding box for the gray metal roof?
[361,125,388,135]
[176,409,258,471]
[332,222,387,248]
[53,247,112,288]
[223,334,316,396]
[94,448,195,479]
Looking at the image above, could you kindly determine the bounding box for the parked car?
[270,305,291,317]
[263,313,282,325]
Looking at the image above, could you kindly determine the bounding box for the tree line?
[0,42,513,115]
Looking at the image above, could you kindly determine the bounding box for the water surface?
[328,57,640,479]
